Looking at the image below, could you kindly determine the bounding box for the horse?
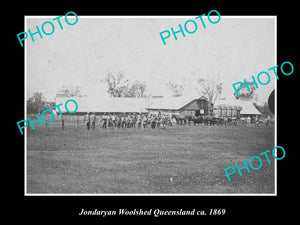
[203,115,213,125]
[191,116,202,125]
[175,115,187,125]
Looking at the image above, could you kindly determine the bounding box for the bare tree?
[196,77,222,115]
[101,72,147,98]
[126,81,147,98]
[167,81,184,97]
[196,77,222,104]
[58,85,84,97]
[101,72,129,97]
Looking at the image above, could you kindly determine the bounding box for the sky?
[26,15,276,103]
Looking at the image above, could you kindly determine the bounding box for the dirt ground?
[26,124,275,194]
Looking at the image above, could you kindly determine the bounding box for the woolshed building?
[55,94,260,118]
[55,94,210,117]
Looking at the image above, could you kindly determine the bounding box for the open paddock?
[26,124,275,194]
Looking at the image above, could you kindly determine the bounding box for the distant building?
[55,94,260,118]
[55,94,210,116]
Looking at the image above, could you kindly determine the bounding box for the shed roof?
[146,96,208,110]
[146,97,192,110]
[56,95,149,113]
[56,95,209,113]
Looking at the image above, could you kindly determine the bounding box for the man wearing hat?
[90,112,96,129]
[102,113,108,129]
[84,112,91,130]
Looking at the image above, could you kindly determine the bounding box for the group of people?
[83,112,173,130]
[82,112,274,130]
[83,112,97,130]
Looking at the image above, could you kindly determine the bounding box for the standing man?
[90,112,96,129]
[137,113,142,128]
[246,116,251,127]
[151,115,156,129]
[121,113,126,129]
[102,113,108,129]
[111,113,116,129]
[142,115,148,129]
[84,112,91,130]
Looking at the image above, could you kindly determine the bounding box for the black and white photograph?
[24,15,276,195]
[13,4,298,224]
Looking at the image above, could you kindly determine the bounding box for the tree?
[101,72,129,97]
[27,92,55,114]
[101,72,147,98]
[58,85,84,97]
[196,77,222,105]
[167,81,184,97]
[233,81,256,100]
[126,81,147,98]
[196,77,222,115]
[253,102,273,117]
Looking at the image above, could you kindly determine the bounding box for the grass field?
[26,124,275,194]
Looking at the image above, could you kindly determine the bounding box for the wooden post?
[45,121,48,134]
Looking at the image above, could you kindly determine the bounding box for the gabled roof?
[55,94,209,113]
[146,96,208,110]
[146,97,192,110]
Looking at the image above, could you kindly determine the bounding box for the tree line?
[27,92,56,114]
[101,72,147,98]
[28,71,271,115]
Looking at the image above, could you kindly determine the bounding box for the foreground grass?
[26,125,275,194]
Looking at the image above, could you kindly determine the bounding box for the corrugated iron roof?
[146,97,193,110]
[56,95,209,113]
[56,96,149,113]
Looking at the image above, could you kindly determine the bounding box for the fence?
[26,114,91,133]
